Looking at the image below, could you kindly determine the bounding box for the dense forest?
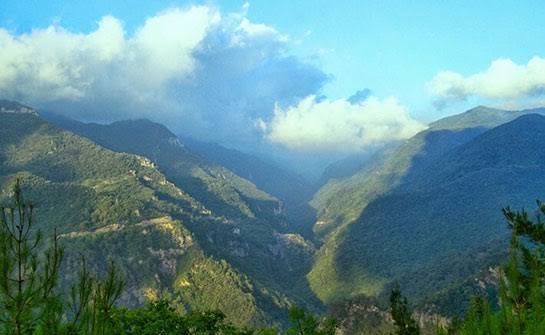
[3,179,545,334]
[0,180,335,334]
[1,0,545,331]
[3,102,545,334]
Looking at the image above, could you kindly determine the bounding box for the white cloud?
[264,95,426,152]
[87,16,125,62]
[0,22,111,101]
[0,7,218,103]
[429,57,545,104]
[132,7,219,84]
[0,5,327,152]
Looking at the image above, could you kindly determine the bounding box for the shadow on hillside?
[331,126,516,308]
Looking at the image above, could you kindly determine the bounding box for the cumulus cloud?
[263,95,426,152]
[0,4,423,156]
[0,4,327,150]
[0,7,218,104]
[429,57,545,105]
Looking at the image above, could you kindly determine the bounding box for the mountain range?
[3,99,545,331]
[0,101,319,328]
[309,106,545,312]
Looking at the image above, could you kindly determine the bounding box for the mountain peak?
[467,105,500,113]
[429,105,545,130]
[108,119,176,137]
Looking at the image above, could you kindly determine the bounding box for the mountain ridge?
[309,107,545,309]
[39,108,324,318]
[0,102,320,327]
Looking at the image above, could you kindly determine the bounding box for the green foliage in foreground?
[286,306,336,335]
[0,180,64,334]
[0,181,335,334]
[111,300,259,335]
[389,287,420,335]
[452,204,545,334]
[0,109,312,326]
[116,302,338,335]
[389,202,545,335]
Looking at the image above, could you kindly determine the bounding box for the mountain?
[0,99,37,114]
[42,114,323,309]
[311,106,545,236]
[310,126,484,238]
[8,99,545,328]
[182,138,314,205]
[308,106,545,307]
[0,102,319,327]
[181,138,317,237]
[42,114,285,225]
[428,105,540,130]
[317,150,391,187]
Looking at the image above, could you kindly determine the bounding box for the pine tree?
[287,306,336,335]
[0,179,125,335]
[65,259,124,335]
[454,202,545,334]
[389,286,420,335]
[0,179,64,334]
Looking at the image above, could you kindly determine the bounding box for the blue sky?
[1,0,544,158]
[241,0,545,118]
[2,0,544,119]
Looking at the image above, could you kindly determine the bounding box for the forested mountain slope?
[42,114,321,309]
[311,106,545,235]
[182,138,314,205]
[43,115,285,225]
[0,102,319,327]
[181,138,317,237]
[309,107,545,307]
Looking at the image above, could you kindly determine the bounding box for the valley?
[2,100,545,332]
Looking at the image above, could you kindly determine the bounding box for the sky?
[1,0,545,169]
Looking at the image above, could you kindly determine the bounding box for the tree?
[0,179,335,334]
[287,306,336,335]
[454,202,545,334]
[65,259,125,335]
[114,299,260,335]
[112,299,189,335]
[389,286,420,335]
[0,179,64,334]
[0,179,125,335]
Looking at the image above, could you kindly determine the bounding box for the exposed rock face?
[0,100,38,115]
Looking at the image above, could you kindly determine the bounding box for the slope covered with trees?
[0,180,336,334]
[0,102,318,327]
[180,138,317,237]
[309,107,545,307]
[42,115,284,224]
[41,113,321,313]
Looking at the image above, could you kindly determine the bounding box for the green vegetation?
[181,138,316,237]
[385,201,545,335]
[0,180,64,334]
[43,117,284,223]
[0,179,333,334]
[5,101,545,333]
[42,114,321,315]
[452,203,545,334]
[0,179,126,334]
[389,287,420,335]
[309,109,545,310]
[312,106,545,238]
[286,306,336,335]
[0,109,303,327]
